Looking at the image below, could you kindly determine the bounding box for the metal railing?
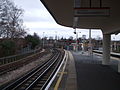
[93,50,120,58]
[0,48,42,65]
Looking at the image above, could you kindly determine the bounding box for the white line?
[54,51,68,90]
[45,50,67,90]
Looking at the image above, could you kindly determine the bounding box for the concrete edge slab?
[65,51,77,90]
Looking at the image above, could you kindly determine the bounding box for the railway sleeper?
[25,83,30,86]
[32,87,41,90]
[27,81,33,83]
[36,83,44,87]
[30,77,36,80]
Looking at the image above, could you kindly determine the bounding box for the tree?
[0,0,27,57]
[25,33,40,49]
[69,36,73,40]
[0,0,26,38]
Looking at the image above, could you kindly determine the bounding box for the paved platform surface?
[65,51,77,90]
[49,51,77,90]
[49,51,120,90]
[72,51,120,90]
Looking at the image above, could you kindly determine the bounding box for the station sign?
[74,7,110,17]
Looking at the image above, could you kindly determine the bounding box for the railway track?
[1,49,64,90]
[0,49,49,75]
[93,50,120,58]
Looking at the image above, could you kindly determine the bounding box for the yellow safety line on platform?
[54,52,68,90]
[58,72,67,74]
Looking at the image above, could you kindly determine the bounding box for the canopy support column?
[102,34,111,65]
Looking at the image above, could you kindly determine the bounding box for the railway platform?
[49,51,120,90]
[48,51,77,90]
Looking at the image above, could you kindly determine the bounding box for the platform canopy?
[40,0,120,34]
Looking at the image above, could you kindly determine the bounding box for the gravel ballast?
[0,53,52,86]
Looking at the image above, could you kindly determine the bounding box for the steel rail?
[40,51,64,90]
[25,51,61,90]
[13,52,59,90]
[1,49,62,90]
[0,50,49,75]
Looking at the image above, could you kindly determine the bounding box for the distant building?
[82,35,86,39]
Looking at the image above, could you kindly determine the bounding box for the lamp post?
[55,31,57,40]
[54,31,57,48]
[74,28,81,51]
[77,31,81,51]
[43,32,45,48]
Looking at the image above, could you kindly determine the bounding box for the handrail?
[93,50,120,58]
[0,48,42,65]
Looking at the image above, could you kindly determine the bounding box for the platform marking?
[54,51,68,90]
[58,72,67,74]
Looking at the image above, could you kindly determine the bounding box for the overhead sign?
[74,7,110,17]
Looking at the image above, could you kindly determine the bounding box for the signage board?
[74,7,110,17]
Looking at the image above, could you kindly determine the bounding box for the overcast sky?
[13,0,120,40]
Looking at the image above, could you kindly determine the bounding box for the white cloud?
[24,9,54,21]
[111,34,120,41]
[24,22,61,29]
[14,0,109,40]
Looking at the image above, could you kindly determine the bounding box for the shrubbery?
[0,40,15,57]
